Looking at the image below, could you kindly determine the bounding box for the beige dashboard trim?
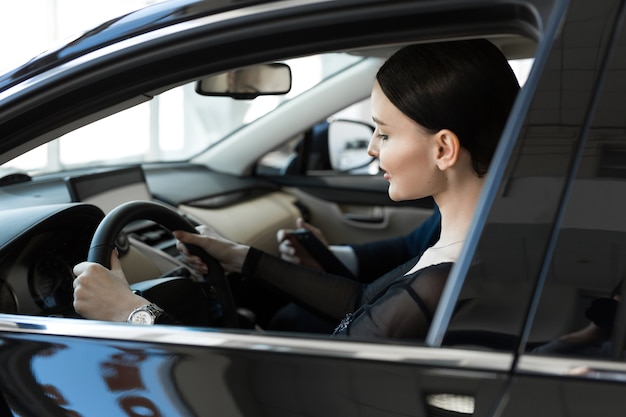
[179,191,300,256]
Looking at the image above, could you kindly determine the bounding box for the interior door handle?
[341,206,384,223]
[343,213,384,223]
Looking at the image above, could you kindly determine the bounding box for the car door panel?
[0,316,513,417]
[501,370,626,417]
[271,173,435,246]
[284,186,434,246]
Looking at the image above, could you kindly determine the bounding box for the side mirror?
[328,119,378,173]
[195,63,292,99]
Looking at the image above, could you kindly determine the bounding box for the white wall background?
[0,0,158,73]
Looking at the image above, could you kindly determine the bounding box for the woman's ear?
[434,129,460,171]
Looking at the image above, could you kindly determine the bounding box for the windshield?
[4,53,363,176]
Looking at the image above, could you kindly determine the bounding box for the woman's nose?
[367,134,378,157]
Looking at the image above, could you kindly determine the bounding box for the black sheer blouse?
[242,248,452,340]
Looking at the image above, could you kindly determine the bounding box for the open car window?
[3,53,363,176]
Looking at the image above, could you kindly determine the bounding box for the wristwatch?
[127,303,164,325]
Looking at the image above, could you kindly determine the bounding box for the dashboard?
[0,163,298,319]
[0,166,184,317]
[0,204,104,316]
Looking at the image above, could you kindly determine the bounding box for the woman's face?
[368,81,439,202]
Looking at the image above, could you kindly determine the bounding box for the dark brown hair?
[376,39,520,177]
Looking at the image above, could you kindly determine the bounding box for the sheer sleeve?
[337,262,452,339]
[242,248,362,321]
[242,248,452,339]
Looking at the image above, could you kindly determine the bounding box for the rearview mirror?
[196,63,292,99]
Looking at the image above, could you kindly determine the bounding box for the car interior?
[0,33,551,344]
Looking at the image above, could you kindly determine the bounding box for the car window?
[439,2,622,354]
[525,29,626,360]
[3,53,363,176]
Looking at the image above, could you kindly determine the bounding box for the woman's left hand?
[73,249,148,322]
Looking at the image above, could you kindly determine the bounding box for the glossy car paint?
[0,315,512,416]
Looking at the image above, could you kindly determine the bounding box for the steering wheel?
[87,200,239,328]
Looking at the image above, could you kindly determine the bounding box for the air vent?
[124,220,178,256]
[0,171,31,186]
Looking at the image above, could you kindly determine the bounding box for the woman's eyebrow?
[372,116,386,125]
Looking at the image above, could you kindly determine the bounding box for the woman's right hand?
[277,217,328,270]
[174,225,250,274]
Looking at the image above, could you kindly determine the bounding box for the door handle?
[341,205,384,223]
[343,212,384,223]
[425,393,475,415]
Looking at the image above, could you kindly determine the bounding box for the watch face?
[130,310,153,325]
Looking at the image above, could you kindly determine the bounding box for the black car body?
[1,0,626,416]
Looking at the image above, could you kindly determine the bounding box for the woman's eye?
[378,134,388,140]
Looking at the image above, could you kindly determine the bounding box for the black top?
[242,247,452,340]
[350,205,441,282]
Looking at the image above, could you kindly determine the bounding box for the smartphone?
[288,229,355,279]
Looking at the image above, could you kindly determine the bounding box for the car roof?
[0,0,264,91]
[0,0,537,92]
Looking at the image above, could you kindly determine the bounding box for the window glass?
[443,15,613,351]
[526,32,626,359]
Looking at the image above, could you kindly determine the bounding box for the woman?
[73,39,520,339]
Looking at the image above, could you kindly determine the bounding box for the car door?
[433,0,626,415]
[504,0,626,413]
